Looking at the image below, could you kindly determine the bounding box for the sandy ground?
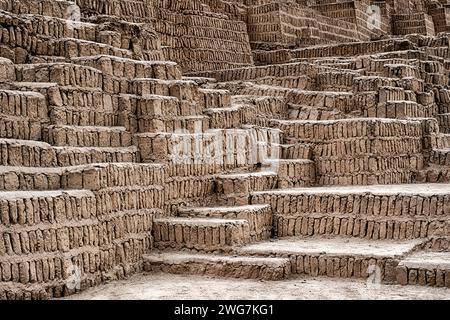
[64,272,450,300]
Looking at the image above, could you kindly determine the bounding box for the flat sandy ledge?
[63,273,450,300]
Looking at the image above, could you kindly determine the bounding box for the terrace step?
[143,252,291,280]
[437,113,450,134]
[43,125,132,147]
[138,115,210,134]
[0,89,47,120]
[49,105,118,127]
[0,162,164,191]
[250,75,313,90]
[0,166,64,191]
[437,134,450,149]
[39,37,133,59]
[430,148,450,166]
[365,100,437,119]
[396,251,450,287]
[263,159,316,188]
[152,217,251,252]
[317,70,359,92]
[238,236,423,282]
[54,145,138,166]
[0,138,58,167]
[0,0,78,20]
[251,184,450,240]
[71,55,182,80]
[238,86,355,114]
[0,114,45,141]
[216,171,279,194]
[383,63,421,79]
[280,143,313,160]
[178,204,273,242]
[0,136,138,167]
[0,88,49,140]
[438,101,450,114]
[0,189,96,228]
[287,104,342,121]
[130,79,198,100]
[231,96,287,121]
[215,171,278,205]
[204,106,246,129]
[5,82,116,111]
[134,94,203,118]
[353,76,402,92]
[16,63,103,89]
[61,162,165,190]
[198,88,231,109]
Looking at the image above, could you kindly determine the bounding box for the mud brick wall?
[373,1,394,34]
[151,0,253,73]
[191,61,320,83]
[246,3,285,48]
[396,261,450,288]
[75,0,155,22]
[233,85,357,117]
[407,33,450,59]
[0,139,58,167]
[277,118,425,185]
[0,5,164,63]
[204,95,288,129]
[309,0,381,39]
[72,56,182,81]
[0,0,74,18]
[0,57,15,82]
[247,2,361,50]
[0,163,165,299]
[251,188,450,240]
[379,0,425,13]
[0,89,48,141]
[230,96,288,127]
[297,38,417,58]
[15,64,105,103]
[354,84,439,119]
[91,17,164,61]
[136,126,281,213]
[393,13,435,36]
[429,5,450,33]
[251,38,418,65]
[278,2,362,43]
[137,127,281,169]
[160,0,247,22]
[422,237,450,251]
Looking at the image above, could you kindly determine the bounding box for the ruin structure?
[1,0,450,299]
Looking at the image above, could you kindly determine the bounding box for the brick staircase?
[2,0,450,300]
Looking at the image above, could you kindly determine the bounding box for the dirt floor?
[64,272,450,300]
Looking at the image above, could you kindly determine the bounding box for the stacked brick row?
[247,2,361,50]
[396,259,450,288]
[243,246,398,282]
[75,0,154,22]
[251,187,450,240]
[309,0,385,40]
[275,118,424,185]
[0,89,48,141]
[190,61,319,83]
[428,4,450,33]
[144,253,291,280]
[393,13,435,36]
[151,0,253,72]
[0,3,164,63]
[0,163,165,299]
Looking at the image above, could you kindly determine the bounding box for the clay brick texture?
[1,0,450,299]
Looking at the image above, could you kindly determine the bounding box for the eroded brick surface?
[1,0,450,299]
